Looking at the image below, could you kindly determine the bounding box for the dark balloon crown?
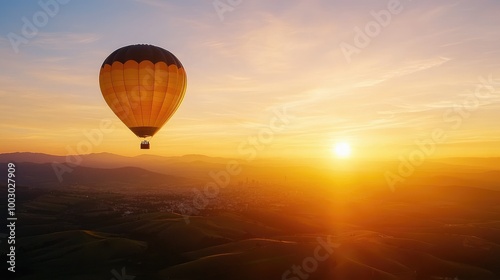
[101,44,183,68]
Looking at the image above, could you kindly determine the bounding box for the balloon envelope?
[99,44,187,138]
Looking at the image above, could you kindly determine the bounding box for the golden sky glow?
[1,0,499,159]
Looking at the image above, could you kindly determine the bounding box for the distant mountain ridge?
[0,152,235,180]
[2,152,500,191]
[0,152,231,165]
[0,161,185,188]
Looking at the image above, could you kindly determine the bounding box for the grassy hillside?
[1,153,499,279]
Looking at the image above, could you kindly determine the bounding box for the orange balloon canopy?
[99,44,187,138]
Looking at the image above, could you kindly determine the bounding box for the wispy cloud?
[133,0,175,9]
[29,32,100,49]
[353,57,452,88]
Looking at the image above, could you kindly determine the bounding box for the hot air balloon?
[99,44,187,149]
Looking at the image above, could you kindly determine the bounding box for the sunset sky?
[1,0,499,160]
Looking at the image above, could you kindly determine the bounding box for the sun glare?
[333,142,351,158]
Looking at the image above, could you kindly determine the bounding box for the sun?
[333,142,351,158]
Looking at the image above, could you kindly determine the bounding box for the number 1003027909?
[7,163,16,216]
